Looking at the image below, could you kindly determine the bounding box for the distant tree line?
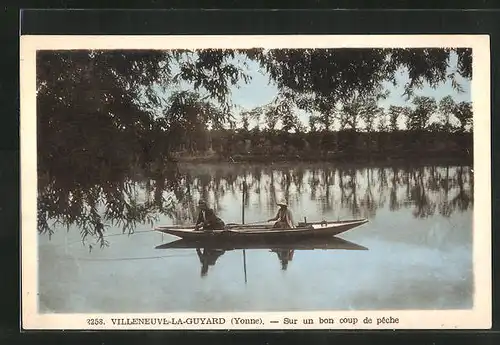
[163,93,472,163]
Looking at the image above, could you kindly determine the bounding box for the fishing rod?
[226,220,271,226]
[71,252,194,262]
[64,228,159,246]
[64,219,270,247]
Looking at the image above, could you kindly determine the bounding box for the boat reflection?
[156,236,368,277]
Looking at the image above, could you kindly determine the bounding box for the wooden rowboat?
[155,218,368,241]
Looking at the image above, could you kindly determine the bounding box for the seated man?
[267,199,295,229]
[195,199,225,231]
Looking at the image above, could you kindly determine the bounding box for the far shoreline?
[172,153,473,168]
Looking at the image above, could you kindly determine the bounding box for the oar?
[226,220,271,226]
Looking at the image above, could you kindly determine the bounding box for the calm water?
[38,162,473,313]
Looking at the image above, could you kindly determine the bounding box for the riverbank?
[173,151,473,167]
[172,130,473,166]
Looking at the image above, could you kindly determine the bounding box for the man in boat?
[267,199,295,229]
[195,199,225,231]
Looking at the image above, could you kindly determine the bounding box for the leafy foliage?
[36,49,251,243]
[377,109,389,132]
[453,101,473,132]
[158,91,231,153]
[254,48,471,110]
[406,96,438,131]
[439,95,456,131]
[36,47,473,243]
[173,49,252,110]
[388,105,410,131]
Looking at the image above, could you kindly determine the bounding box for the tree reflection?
[451,166,472,212]
[339,168,361,217]
[409,167,436,218]
[38,163,474,245]
[321,168,335,213]
[377,167,388,208]
[389,167,401,211]
[360,168,378,218]
[38,163,183,246]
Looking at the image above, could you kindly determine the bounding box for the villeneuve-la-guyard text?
[110,318,227,326]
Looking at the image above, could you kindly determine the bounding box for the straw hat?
[276,199,288,207]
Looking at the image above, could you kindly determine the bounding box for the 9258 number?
[87,318,105,326]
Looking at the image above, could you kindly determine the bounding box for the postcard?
[20,34,491,330]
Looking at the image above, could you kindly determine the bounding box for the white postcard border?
[20,34,492,330]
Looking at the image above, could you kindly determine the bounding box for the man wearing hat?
[267,199,295,229]
[195,199,225,231]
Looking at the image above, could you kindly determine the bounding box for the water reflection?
[38,162,474,245]
[272,249,294,271]
[156,236,369,277]
[171,164,473,223]
[196,248,226,277]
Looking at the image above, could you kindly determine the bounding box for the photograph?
[21,35,491,330]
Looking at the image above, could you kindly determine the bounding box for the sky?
[163,51,472,130]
